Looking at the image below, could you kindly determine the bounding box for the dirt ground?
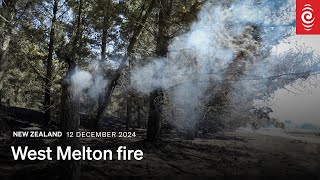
[1,127,319,179]
[0,107,319,179]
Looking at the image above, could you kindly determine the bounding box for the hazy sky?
[270,35,320,125]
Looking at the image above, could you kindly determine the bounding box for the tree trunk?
[206,27,260,134]
[147,90,162,141]
[126,94,131,131]
[0,33,12,67]
[97,1,110,119]
[94,0,156,130]
[61,60,81,180]
[60,0,83,179]
[0,0,16,91]
[0,0,15,62]
[137,102,141,128]
[44,0,58,125]
[146,0,172,142]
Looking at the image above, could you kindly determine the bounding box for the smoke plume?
[130,0,303,130]
[70,66,108,99]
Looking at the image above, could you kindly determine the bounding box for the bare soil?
[0,108,319,179]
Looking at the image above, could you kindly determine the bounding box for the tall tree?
[93,0,156,130]
[97,0,112,125]
[44,0,59,125]
[146,0,172,142]
[0,1,36,103]
[0,0,17,68]
[60,0,83,179]
[0,0,16,103]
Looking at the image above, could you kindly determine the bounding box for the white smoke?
[70,67,108,98]
[88,75,108,98]
[131,0,298,130]
[70,68,93,94]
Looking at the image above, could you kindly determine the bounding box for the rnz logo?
[301,4,315,31]
[296,0,320,35]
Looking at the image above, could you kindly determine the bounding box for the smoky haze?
[271,36,320,126]
[130,0,304,129]
[68,0,319,130]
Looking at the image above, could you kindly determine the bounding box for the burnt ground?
[0,107,320,179]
